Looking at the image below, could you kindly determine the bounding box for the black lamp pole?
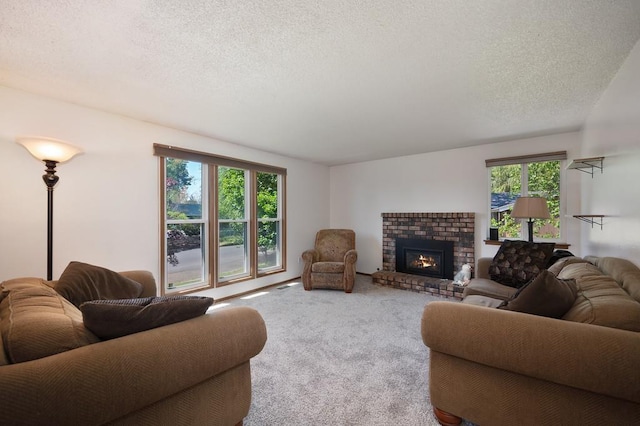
[17,136,82,281]
[526,218,535,243]
[43,160,60,281]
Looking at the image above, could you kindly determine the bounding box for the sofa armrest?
[0,306,267,425]
[344,249,357,266]
[119,270,157,297]
[476,257,492,279]
[301,249,318,266]
[422,301,640,404]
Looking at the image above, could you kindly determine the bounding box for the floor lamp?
[17,136,83,280]
[510,196,551,243]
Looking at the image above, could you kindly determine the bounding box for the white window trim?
[486,151,567,243]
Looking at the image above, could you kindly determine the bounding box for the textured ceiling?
[2,1,640,165]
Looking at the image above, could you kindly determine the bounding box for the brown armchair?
[302,229,358,293]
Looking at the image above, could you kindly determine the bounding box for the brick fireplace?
[372,212,475,299]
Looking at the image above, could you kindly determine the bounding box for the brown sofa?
[422,256,640,425]
[0,271,267,426]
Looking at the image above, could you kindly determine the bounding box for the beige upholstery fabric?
[462,278,518,301]
[0,272,267,426]
[587,256,640,303]
[475,257,492,279]
[302,229,357,292]
[422,256,640,425]
[563,275,640,331]
[461,295,503,308]
[547,256,590,275]
[107,362,253,425]
[0,278,100,363]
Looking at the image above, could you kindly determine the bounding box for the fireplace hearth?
[373,212,474,298]
[395,238,454,279]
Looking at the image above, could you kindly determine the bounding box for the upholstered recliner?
[302,229,358,293]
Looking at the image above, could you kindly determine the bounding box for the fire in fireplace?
[395,238,454,279]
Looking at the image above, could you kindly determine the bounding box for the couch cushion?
[462,278,518,301]
[0,278,100,363]
[497,270,577,318]
[562,273,640,331]
[556,261,604,281]
[55,261,144,308]
[462,295,504,308]
[587,256,640,304]
[488,240,555,288]
[547,256,590,276]
[80,296,214,340]
[311,262,345,273]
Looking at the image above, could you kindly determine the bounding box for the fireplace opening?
[395,238,454,279]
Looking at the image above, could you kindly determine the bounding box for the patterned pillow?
[80,296,214,340]
[489,240,555,288]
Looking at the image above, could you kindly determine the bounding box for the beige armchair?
[302,229,358,292]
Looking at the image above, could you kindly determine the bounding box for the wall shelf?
[567,156,604,177]
[573,215,604,229]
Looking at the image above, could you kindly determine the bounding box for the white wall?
[330,132,582,274]
[580,39,640,263]
[0,86,330,299]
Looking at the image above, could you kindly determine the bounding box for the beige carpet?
[216,274,471,426]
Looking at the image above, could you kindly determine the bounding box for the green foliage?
[218,167,245,220]
[219,222,245,246]
[257,172,278,218]
[491,161,560,239]
[257,173,279,255]
[166,162,281,264]
[529,161,560,238]
[166,158,192,210]
[491,164,521,194]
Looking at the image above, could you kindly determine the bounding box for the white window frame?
[486,151,567,243]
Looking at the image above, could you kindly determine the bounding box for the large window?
[487,151,566,242]
[257,172,282,272]
[165,159,207,290]
[156,144,286,294]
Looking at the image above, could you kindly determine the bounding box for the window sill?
[483,240,570,249]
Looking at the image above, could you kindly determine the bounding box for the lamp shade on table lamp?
[510,197,551,242]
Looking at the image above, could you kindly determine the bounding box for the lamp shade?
[511,197,551,219]
[17,136,83,163]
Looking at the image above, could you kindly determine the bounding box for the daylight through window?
[155,144,286,294]
[487,151,566,242]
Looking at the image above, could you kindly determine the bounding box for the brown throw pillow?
[489,240,555,288]
[80,296,214,340]
[498,270,577,318]
[55,262,144,308]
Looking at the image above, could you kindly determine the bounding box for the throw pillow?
[55,261,144,308]
[489,240,555,288]
[498,270,577,318]
[80,295,214,340]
